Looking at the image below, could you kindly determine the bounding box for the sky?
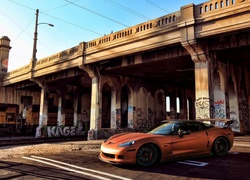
[1,0,205,71]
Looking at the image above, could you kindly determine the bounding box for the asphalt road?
[0,136,249,180]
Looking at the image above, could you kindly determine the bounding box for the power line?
[9,0,35,11]
[9,0,103,36]
[145,0,170,14]
[65,0,130,28]
[41,0,79,13]
[12,17,35,43]
[41,12,103,36]
[104,0,151,21]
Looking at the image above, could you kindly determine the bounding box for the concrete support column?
[73,96,78,126]
[35,85,48,138]
[78,64,99,140]
[88,76,99,140]
[110,90,117,128]
[180,3,212,119]
[57,96,62,126]
[57,96,65,126]
[194,61,211,119]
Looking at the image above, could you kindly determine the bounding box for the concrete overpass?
[0,0,249,139]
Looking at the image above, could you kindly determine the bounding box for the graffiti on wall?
[111,110,116,128]
[134,107,153,131]
[116,109,121,128]
[97,128,113,139]
[97,128,135,139]
[128,119,133,128]
[135,107,145,130]
[135,108,143,117]
[88,129,95,140]
[239,101,249,131]
[214,100,226,119]
[196,97,210,119]
[128,106,134,128]
[40,114,48,127]
[148,108,153,122]
[95,107,155,138]
[137,118,151,131]
[81,109,89,121]
[45,120,85,138]
[230,110,240,131]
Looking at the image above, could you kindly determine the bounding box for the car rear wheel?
[213,137,229,156]
[136,144,158,166]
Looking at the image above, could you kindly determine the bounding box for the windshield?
[148,121,181,135]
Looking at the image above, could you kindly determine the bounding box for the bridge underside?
[101,55,194,88]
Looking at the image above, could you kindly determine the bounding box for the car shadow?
[114,151,250,180]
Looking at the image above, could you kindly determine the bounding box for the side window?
[189,123,199,132]
[198,122,206,131]
[181,123,199,132]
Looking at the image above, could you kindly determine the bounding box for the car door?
[172,122,208,158]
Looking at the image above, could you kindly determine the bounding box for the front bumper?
[99,144,137,165]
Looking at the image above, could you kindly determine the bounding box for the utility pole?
[31,9,39,68]
[30,9,54,69]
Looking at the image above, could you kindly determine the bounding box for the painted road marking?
[177,160,208,167]
[233,142,250,147]
[228,151,240,154]
[22,155,132,180]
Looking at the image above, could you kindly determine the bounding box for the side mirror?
[179,130,191,137]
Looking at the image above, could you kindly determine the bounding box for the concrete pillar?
[89,76,99,139]
[213,69,227,126]
[194,61,211,119]
[39,86,49,126]
[57,96,62,126]
[57,96,65,126]
[35,85,48,138]
[73,96,78,126]
[180,3,211,119]
[78,64,99,140]
[110,89,117,128]
[78,39,101,138]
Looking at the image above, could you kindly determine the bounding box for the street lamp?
[31,9,54,68]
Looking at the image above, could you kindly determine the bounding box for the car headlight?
[118,140,135,147]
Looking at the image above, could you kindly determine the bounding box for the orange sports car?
[99,119,234,166]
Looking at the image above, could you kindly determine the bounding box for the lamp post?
[31,9,54,68]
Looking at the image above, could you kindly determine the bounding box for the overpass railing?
[4,45,79,81]
[86,11,180,49]
[195,0,242,16]
[36,45,79,67]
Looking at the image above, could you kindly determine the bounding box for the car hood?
[106,132,155,144]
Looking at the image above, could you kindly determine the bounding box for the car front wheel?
[136,143,158,166]
[213,137,229,156]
